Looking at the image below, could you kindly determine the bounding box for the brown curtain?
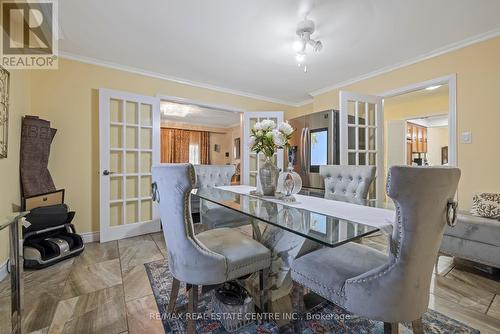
[200,131,210,164]
[161,128,210,164]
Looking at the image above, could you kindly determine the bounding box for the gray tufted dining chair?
[152,164,271,333]
[291,166,461,333]
[193,165,250,228]
[320,165,376,200]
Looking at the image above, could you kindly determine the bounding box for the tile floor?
[1,229,500,334]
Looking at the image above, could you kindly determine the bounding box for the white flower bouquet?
[249,120,294,157]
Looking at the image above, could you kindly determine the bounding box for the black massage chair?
[23,195,84,269]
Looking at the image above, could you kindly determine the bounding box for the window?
[189,144,200,164]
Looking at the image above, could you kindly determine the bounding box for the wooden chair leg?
[412,317,424,334]
[259,268,270,313]
[384,322,399,334]
[187,284,198,334]
[167,278,180,313]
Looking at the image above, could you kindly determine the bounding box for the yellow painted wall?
[286,36,500,209]
[427,127,449,166]
[210,132,231,165]
[0,71,31,263]
[384,92,449,122]
[27,58,295,237]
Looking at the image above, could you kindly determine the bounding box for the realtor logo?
[1,0,58,69]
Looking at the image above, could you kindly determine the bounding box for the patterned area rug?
[145,259,480,334]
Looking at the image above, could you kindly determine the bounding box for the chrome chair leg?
[187,284,198,334]
[259,268,270,313]
[412,317,424,334]
[167,277,180,313]
[384,322,399,334]
[434,253,440,274]
[291,283,305,314]
[9,219,21,334]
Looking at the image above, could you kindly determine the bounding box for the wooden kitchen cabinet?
[406,122,428,165]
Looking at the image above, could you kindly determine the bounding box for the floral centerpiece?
[249,120,294,196]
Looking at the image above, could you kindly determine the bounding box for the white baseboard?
[0,259,8,281]
[80,231,100,243]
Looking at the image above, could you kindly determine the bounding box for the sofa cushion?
[470,193,500,219]
[444,212,500,247]
[441,235,500,268]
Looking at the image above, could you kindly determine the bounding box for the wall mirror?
[0,66,9,158]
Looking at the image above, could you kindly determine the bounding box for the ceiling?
[409,115,448,128]
[58,0,500,105]
[160,102,241,128]
[386,84,449,105]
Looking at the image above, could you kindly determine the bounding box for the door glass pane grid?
[246,114,283,187]
[249,116,264,187]
[346,100,378,167]
[357,102,366,125]
[136,102,143,223]
[111,99,156,226]
[342,94,381,200]
[347,101,356,125]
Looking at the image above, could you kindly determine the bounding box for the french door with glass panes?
[99,89,161,242]
[339,91,384,200]
[242,112,284,186]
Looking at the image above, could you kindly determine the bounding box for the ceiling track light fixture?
[293,18,322,72]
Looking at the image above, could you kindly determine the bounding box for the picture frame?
[441,146,449,165]
[0,65,9,158]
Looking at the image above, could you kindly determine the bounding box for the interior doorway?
[341,75,456,202]
[385,84,451,180]
[156,96,244,184]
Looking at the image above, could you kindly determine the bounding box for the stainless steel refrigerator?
[287,110,339,190]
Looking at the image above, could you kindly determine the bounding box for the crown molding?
[58,51,301,107]
[295,98,314,107]
[309,28,500,97]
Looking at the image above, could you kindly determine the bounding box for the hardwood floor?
[0,230,499,334]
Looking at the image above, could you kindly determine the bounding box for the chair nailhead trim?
[345,173,402,287]
[291,268,345,298]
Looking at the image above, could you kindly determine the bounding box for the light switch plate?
[461,131,472,144]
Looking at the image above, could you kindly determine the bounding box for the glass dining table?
[1,212,28,334]
[192,187,389,248]
[192,186,393,312]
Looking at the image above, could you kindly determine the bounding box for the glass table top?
[192,187,393,248]
[0,212,29,231]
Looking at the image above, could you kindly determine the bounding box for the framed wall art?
[0,66,9,158]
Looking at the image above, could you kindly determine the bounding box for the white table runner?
[217,185,395,233]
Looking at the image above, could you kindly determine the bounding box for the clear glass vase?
[259,156,279,196]
[277,162,302,202]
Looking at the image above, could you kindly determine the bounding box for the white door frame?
[99,88,161,242]
[155,94,246,114]
[378,74,457,167]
